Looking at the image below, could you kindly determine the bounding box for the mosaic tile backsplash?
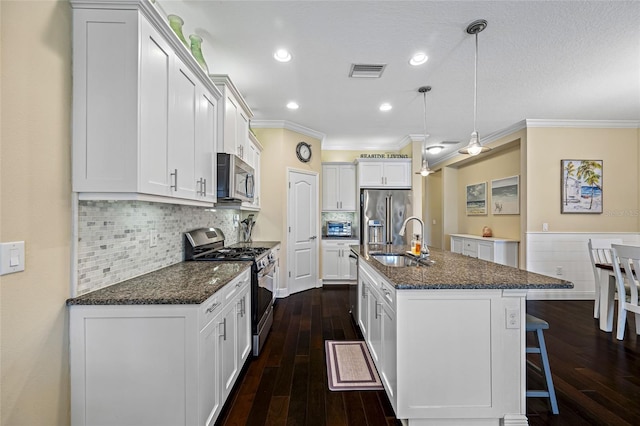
[76,200,240,296]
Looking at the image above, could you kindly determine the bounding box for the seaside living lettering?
[360,154,409,159]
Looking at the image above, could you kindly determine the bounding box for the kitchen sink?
[371,253,433,267]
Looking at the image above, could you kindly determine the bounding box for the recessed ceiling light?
[286,101,299,110]
[379,103,392,112]
[409,52,428,66]
[426,145,444,154]
[274,49,292,62]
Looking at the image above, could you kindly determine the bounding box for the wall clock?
[296,141,312,163]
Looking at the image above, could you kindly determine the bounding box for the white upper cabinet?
[322,163,356,211]
[71,0,221,206]
[357,159,412,188]
[210,75,253,162]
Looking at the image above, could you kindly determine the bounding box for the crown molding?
[525,119,640,128]
[250,120,326,143]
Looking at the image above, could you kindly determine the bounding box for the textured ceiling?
[158,0,640,163]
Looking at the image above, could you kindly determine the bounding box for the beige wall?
[456,143,521,240]
[1,1,72,424]
[252,128,322,292]
[526,127,639,232]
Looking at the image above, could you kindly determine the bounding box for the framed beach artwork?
[466,182,487,215]
[491,175,520,215]
[561,160,603,214]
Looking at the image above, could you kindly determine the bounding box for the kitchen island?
[352,244,572,426]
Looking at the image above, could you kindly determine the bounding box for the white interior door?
[288,170,319,295]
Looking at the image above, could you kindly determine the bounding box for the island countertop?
[352,244,573,290]
[66,261,252,306]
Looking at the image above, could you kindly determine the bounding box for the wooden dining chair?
[588,238,622,321]
[610,244,640,340]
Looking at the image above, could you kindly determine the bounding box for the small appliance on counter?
[325,221,352,238]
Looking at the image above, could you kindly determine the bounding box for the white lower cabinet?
[70,269,251,426]
[450,234,519,268]
[358,262,397,408]
[322,239,358,281]
[357,259,528,425]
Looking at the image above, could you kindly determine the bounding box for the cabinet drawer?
[199,269,250,329]
[200,293,223,330]
[462,240,478,257]
[380,280,396,309]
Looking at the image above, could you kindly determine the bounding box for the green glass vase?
[189,34,209,73]
[167,14,188,48]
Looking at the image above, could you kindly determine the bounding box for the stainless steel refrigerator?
[360,189,413,245]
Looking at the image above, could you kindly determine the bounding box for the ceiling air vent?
[441,140,461,145]
[349,63,387,78]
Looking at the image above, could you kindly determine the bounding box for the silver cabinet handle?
[361,284,367,298]
[337,201,339,209]
[375,301,381,319]
[220,317,227,341]
[206,302,220,313]
[381,176,384,185]
[202,178,206,196]
[170,169,178,191]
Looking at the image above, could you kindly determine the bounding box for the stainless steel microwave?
[216,153,255,202]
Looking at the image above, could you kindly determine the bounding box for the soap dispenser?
[414,234,421,255]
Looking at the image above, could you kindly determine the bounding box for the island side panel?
[395,289,528,425]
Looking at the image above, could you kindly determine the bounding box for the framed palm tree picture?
[561,160,603,214]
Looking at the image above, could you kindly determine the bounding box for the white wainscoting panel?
[526,232,640,300]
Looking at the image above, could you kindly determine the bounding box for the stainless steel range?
[185,228,276,356]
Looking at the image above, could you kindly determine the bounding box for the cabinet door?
[237,111,249,160]
[451,237,463,254]
[223,94,239,155]
[478,242,494,262]
[218,301,238,401]
[338,165,357,210]
[322,246,341,280]
[322,165,340,210]
[381,303,397,402]
[358,271,370,338]
[359,162,385,187]
[367,288,382,365]
[169,62,198,199]
[338,249,353,280]
[199,317,221,426]
[463,239,478,258]
[195,87,217,202]
[383,162,411,188]
[139,17,171,196]
[236,285,252,363]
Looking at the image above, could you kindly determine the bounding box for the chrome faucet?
[399,216,430,258]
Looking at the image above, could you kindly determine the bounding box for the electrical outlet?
[542,223,549,232]
[506,308,520,329]
[556,266,563,275]
[149,230,158,248]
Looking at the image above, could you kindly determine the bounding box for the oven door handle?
[258,262,276,279]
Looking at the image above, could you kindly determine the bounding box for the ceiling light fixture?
[379,103,392,112]
[409,52,428,66]
[274,49,292,62]
[426,145,444,155]
[286,101,299,110]
[458,19,491,156]
[416,86,434,177]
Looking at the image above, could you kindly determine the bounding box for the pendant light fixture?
[458,19,491,156]
[416,86,434,177]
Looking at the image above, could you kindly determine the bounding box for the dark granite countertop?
[228,241,281,249]
[352,244,573,290]
[66,261,252,306]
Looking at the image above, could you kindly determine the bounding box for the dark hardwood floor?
[217,286,640,426]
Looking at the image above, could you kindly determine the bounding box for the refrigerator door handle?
[386,195,392,244]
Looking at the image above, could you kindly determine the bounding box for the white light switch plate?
[0,241,25,275]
